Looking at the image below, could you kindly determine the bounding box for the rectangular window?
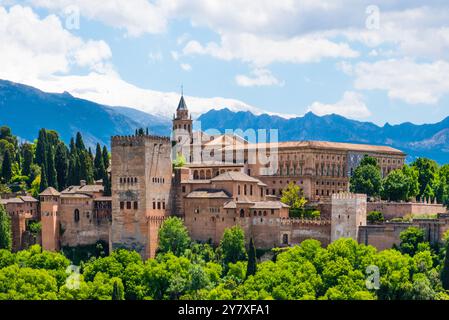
[120,202,124,209]
[133,202,138,210]
[126,202,131,209]
[153,202,156,209]
[162,202,166,210]
[157,202,161,210]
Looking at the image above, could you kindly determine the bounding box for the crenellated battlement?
[332,192,366,201]
[280,217,331,226]
[111,134,171,146]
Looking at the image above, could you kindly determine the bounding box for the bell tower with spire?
[172,91,193,160]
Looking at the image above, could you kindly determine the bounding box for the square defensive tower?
[110,134,172,259]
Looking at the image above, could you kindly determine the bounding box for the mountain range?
[1,79,448,163]
[198,109,449,163]
[0,80,171,147]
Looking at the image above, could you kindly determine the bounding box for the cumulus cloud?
[29,0,167,36]
[307,91,371,119]
[351,59,449,104]
[0,5,112,82]
[182,33,358,66]
[235,68,283,87]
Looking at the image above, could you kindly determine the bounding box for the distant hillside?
[198,108,449,164]
[0,80,171,148]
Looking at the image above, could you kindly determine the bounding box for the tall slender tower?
[110,134,172,259]
[39,187,61,251]
[172,95,193,162]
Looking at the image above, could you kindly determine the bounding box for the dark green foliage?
[158,217,191,256]
[367,211,384,224]
[102,146,109,171]
[93,144,105,181]
[39,167,48,193]
[442,241,449,290]
[246,238,257,278]
[0,205,12,250]
[75,132,86,152]
[21,143,34,178]
[219,226,247,266]
[112,278,125,300]
[399,227,428,256]
[1,150,12,183]
[350,160,382,197]
[46,147,58,190]
[55,143,68,190]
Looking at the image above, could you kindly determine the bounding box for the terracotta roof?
[39,187,61,196]
[250,201,289,209]
[211,171,261,183]
[223,200,289,209]
[19,196,38,203]
[93,197,112,202]
[186,189,231,199]
[60,194,91,199]
[223,140,404,155]
[61,185,104,194]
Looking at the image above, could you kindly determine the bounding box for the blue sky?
[1,1,449,125]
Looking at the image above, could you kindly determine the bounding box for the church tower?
[172,94,193,161]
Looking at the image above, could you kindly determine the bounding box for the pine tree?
[75,132,86,152]
[0,204,12,250]
[442,240,449,290]
[246,237,257,278]
[47,147,58,190]
[55,143,68,190]
[39,167,48,193]
[112,279,124,300]
[1,150,12,183]
[102,146,109,171]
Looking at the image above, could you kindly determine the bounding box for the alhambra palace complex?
[2,96,449,259]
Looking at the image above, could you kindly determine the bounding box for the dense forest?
[0,126,111,196]
[0,217,449,300]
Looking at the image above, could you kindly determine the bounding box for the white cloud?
[29,0,167,36]
[183,33,358,66]
[351,59,449,104]
[0,5,112,82]
[307,91,371,119]
[24,71,283,119]
[235,68,283,87]
[180,63,192,71]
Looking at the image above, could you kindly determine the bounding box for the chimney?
[80,180,86,187]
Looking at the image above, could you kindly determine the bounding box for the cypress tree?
[102,170,111,196]
[1,150,12,183]
[0,204,12,250]
[102,146,109,171]
[67,155,77,186]
[79,150,94,184]
[69,137,77,156]
[246,237,257,278]
[55,143,69,190]
[112,279,124,300]
[47,147,58,190]
[75,132,86,152]
[21,143,34,178]
[39,167,48,193]
[35,129,47,168]
[94,143,105,181]
[442,240,449,290]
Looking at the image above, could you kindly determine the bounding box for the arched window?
[239,209,245,218]
[282,234,289,245]
[74,209,80,222]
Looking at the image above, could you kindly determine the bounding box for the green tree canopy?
[219,226,247,267]
[158,217,191,256]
